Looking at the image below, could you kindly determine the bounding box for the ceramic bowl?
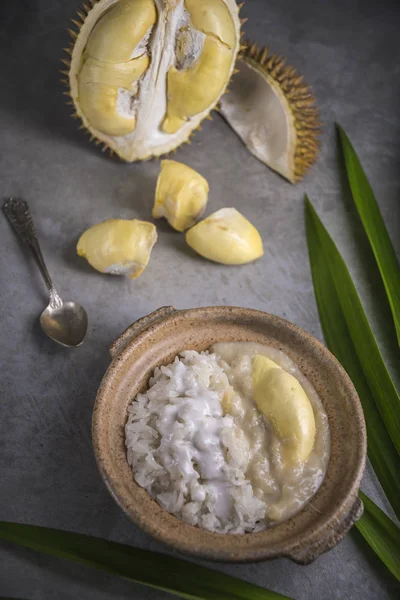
[92,306,366,564]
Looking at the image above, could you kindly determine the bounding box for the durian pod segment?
[77,218,157,278]
[75,0,156,138]
[162,36,234,134]
[162,0,237,134]
[153,160,209,232]
[219,42,320,183]
[68,0,241,161]
[185,207,263,265]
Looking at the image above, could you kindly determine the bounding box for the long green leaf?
[306,189,400,456]
[305,197,400,518]
[0,522,291,600]
[356,492,400,582]
[338,124,400,346]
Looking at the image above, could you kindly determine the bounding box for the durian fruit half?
[219,42,320,183]
[67,0,241,161]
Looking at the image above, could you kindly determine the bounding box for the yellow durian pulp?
[162,0,237,134]
[77,218,157,278]
[252,354,316,467]
[85,0,157,63]
[68,0,241,160]
[185,207,264,265]
[77,0,156,138]
[152,160,209,232]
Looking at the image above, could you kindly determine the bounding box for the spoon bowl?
[40,300,88,347]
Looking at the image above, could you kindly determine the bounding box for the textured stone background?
[1,0,399,598]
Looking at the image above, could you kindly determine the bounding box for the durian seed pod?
[66,0,241,161]
[219,40,321,183]
[186,207,264,265]
[77,218,158,278]
[152,160,209,232]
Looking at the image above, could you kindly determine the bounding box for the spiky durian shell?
[61,1,115,155]
[221,40,321,183]
[63,0,243,161]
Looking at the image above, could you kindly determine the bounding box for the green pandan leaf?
[356,492,400,582]
[305,197,400,518]
[0,521,291,600]
[338,124,400,346]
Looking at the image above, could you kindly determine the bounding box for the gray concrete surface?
[1,0,400,598]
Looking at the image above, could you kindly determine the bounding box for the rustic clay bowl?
[92,306,366,564]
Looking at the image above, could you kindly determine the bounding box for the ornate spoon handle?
[3,198,62,307]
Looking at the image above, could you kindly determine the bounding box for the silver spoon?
[3,198,88,347]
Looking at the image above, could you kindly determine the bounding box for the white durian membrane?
[69,0,240,161]
[219,59,297,182]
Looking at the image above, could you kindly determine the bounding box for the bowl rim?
[92,305,367,563]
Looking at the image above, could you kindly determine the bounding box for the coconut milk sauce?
[211,342,330,522]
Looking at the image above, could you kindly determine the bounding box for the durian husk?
[219,41,321,183]
[63,0,242,161]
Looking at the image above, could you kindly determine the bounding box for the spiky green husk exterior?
[242,41,320,182]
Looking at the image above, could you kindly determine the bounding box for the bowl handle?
[287,496,364,565]
[110,306,177,360]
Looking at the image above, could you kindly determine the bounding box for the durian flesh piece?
[219,42,320,183]
[77,218,157,278]
[185,207,263,265]
[252,355,316,467]
[152,160,209,232]
[68,0,241,160]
